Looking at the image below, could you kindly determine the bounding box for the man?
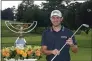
[41,10,78,61]
[15,35,26,49]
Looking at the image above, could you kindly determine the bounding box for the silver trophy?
[5,6,37,49]
[5,21,37,49]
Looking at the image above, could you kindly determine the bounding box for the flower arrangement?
[2,45,42,60]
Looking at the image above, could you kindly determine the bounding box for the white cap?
[50,10,62,17]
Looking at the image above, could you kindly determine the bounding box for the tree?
[1,8,14,20]
[22,5,40,23]
[76,0,92,28]
[63,2,82,30]
[16,0,35,22]
[42,0,66,12]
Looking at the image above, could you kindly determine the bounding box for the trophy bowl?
[5,21,37,34]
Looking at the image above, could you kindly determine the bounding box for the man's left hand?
[66,38,74,47]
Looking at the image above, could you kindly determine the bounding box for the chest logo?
[61,36,67,39]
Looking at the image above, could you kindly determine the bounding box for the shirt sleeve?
[41,31,48,46]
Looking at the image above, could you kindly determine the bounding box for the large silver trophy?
[5,6,37,46]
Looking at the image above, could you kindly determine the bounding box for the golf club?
[51,24,89,61]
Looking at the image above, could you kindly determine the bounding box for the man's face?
[50,15,63,27]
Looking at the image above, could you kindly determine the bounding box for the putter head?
[82,24,89,28]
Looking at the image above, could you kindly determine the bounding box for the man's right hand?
[52,49,60,55]
[41,46,60,55]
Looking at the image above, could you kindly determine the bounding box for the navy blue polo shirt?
[41,26,77,61]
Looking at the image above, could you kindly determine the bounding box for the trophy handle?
[5,21,20,33]
[9,22,34,30]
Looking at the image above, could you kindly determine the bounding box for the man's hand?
[66,38,74,47]
[41,46,60,55]
[52,49,60,55]
[66,38,78,53]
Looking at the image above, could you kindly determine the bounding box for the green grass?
[70,47,91,61]
[1,35,42,47]
[75,34,91,48]
[38,47,92,61]
[40,48,91,61]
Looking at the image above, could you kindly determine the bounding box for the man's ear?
[61,17,63,20]
[61,17,63,21]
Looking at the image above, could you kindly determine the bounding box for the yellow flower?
[6,53,10,57]
[16,48,20,54]
[27,50,33,56]
[35,49,41,56]
[2,52,6,56]
[22,52,27,57]
[2,46,42,59]
[5,48,9,50]
[20,50,24,55]
[2,50,10,57]
[25,48,29,52]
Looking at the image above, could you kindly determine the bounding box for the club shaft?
[51,43,67,61]
[51,24,83,61]
[71,24,83,38]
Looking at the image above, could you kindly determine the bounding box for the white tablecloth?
[4,58,37,61]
